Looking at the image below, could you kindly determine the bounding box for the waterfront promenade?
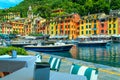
[28,51,120,80]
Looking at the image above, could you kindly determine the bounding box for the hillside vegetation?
[0,0,120,18]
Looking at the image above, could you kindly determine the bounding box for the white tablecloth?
[0,55,36,72]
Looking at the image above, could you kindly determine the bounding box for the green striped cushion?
[35,53,42,62]
[70,64,98,80]
[48,56,61,71]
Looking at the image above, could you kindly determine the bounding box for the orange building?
[1,23,12,34]
[97,13,108,35]
[48,13,80,39]
[10,21,24,35]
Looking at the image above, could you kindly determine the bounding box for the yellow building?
[79,14,100,36]
[107,16,118,35]
[49,20,56,36]
[79,18,92,36]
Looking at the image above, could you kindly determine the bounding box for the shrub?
[0,46,28,55]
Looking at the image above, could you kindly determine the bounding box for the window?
[51,31,53,34]
[56,31,57,34]
[94,24,96,28]
[68,25,70,28]
[109,18,111,22]
[113,24,116,28]
[101,30,104,33]
[65,31,67,34]
[81,31,84,34]
[113,30,116,34]
[81,26,84,29]
[113,18,116,22]
[109,30,111,34]
[56,26,57,29]
[89,31,91,34]
[109,24,111,28]
[86,31,88,34]
[101,24,104,28]
[89,25,91,28]
[94,31,96,35]
[68,31,70,34]
[89,20,92,23]
[86,25,88,28]
[81,21,84,24]
[65,25,67,28]
[94,20,96,23]
[86,20,89,23]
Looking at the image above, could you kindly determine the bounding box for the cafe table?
[0,55,36,73]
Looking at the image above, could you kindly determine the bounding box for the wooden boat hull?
[24,44,73,52]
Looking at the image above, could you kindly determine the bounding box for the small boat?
[111,35,120,43]
[10,40,37,47]
[77,35,111,47]
[64,40,79,45]
[78,40,110,47]
[23,42,74,52]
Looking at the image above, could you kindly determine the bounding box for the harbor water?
[44,43,120,67]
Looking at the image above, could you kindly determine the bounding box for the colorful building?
[79,16,92,36]
[47,13,80,39]
[97,13,108,35]
[79,13,102,36]
[108,9,120,35]
[10,20,24,35]
[0,12,20,22]
[107,16,118,35]
[34,17,46,34]
[0,22,12,34]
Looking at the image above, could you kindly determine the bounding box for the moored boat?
[78,40,110,47]
[23,42,74,52]
[10,40,37,47]
[111,35,120,43]
[77,35,111,47]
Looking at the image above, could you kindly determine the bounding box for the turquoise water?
[44,43,120,67]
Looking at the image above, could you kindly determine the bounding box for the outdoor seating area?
[0,52,99,80]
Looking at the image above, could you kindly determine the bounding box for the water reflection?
[43,43,120,67]
[44,51,72,58]
[77,43,120,67]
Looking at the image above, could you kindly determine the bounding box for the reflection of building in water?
[78,47,93,61]
[70,45,78,59]
[78,45,120,67]
[107,46,120,66]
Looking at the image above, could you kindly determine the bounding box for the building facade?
[47,13,80,39]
